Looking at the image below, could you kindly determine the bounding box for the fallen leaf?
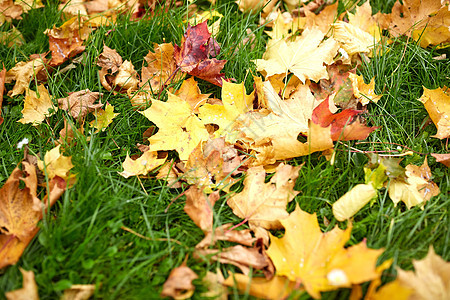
[267,205,389,299]
[365,277,412,300]
[349,73,381,105]
[174,77,210,113]
[396,246,450,299]
[223,272,296,300]
[431,153,450,167]
[174,21,227,86]
[388,159,440,209]
[5,57,46,97]
[89,103,119,132]
[199,80,253,142]
[332,21,379,56]
[0,0,23,22]
[227,163,301,230]
[119,150,167,178]
[44,17,92,67]
[37,145,74,181]
[196,223,256,249]
[0,65,5,124]
[418,86,450,139]
[201,270,227,300]
[237,0,276,15]
[19,85,56,125]
[140,92,209,161]
[332,183,377,221]
[195,244,272,276]
[183,185,220,231]
[62,284,96,300]
[161,261,198,300]
[0,25,24,47]
[255,27,339,83]
[304,2,340,34]
[312,97,379,141]
[5,268,39,300]
[58,89,103,120]
[141,43,184,93]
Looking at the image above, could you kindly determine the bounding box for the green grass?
[1,0,449,299]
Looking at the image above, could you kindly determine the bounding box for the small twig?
[121,226,183,246]
[354,141,427,155]
[225,218,249,233]
[164,189,187,213]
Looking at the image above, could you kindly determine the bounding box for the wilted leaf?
[174,21,227,86]
[5,268,39,300]
[140,92,209,161]
[196,224,256,249]
[161,261,198,300]
[227,163,301,230]
[418,86,450,139]
[184,185,220,231]
[267,205,389,299]
[19,85,56,125]
[0,0,23,22]
[312,97,379,141]
[332,183,377,221]
[62,284,96,300]
[89,103,118,132]
[37,145,74,181]
[58,89,103,120]
[255,27,339,83]
[5,57,46,97]
[396,246,450,299]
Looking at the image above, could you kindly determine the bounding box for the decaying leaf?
[140,92,209,161]
[62,284,96,300]
[227,163,301,230]
[418,86,450,139]
[174,21,227,86]
[5,56,46,97]
[5,268,39,300]
[183,185,220,231]
[267,205,389,299]
[119,150,167,178]
[388,159,440,209]
[19,84,56,125]
[255,27,339,83]
[141,43,184,93]
[58,89,103,120]
[396,246,450,299]
[37,145,74,181]
[161,261,198,300]
[332,183,377,221]
[89,103,119,132]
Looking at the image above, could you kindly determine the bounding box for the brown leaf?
[0,65,5,125]
[5,268,39,300]
[227,163,301,230]
[431,153,450,168]
[97,45,122,73]
[195,244,272,276]
[196,223,256,249]
[58,89,103,120]
[0,0,23,22]
[183,185,220,232]
[161,261,198,300]
[62,284,96,300]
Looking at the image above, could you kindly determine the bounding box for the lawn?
[0,0,449,299]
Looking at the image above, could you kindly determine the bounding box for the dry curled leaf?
[58,89,103,120]
[161,261,198,300]
[5,56,46,97]
[183,185,220,231]
[62,284,96,300]
[5,268,39,300]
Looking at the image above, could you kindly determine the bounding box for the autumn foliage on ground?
[0,0,449,299]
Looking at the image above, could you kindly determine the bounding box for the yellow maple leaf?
[19,84,56,125]
[198,80,253,143]
[89,103,119,132]
[119,150,167,178]
[255,27,339,83]
[227,163,301,230]
[332,21,379,56]
[395,246,450,299]
[349,73,381,105]
[267,205,389,299]
[141,92,209,161]
[5,57,46,97]
[418,86,450,139]
[37,145,74,181]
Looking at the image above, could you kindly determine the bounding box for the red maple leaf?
[312,97,379,141]
[174,21,227,86]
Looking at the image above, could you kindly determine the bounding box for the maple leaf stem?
[0,234,16,253]
[157,66,181,101]
[225,218,249,233]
